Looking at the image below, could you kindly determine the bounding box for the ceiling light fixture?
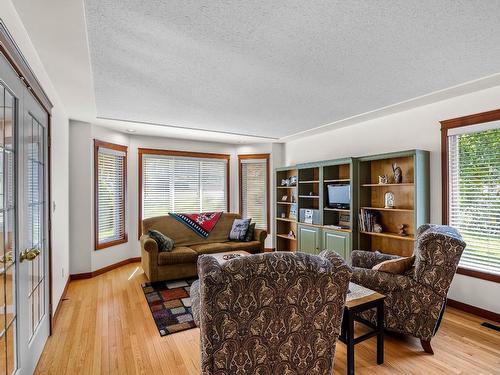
[127,129,136,133]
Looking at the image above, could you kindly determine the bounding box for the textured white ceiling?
[38,1,499,139]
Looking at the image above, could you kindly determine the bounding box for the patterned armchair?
[351,224,466,354]
[191,251,352,375]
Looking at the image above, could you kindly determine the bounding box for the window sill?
[456,267,500,283]
[95,237,128,250]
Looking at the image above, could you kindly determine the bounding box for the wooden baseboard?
[52,276,70,330]
[447,298,500,323]
[70,257,141,280]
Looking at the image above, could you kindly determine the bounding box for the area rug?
[168,212,222,237]
[142,278,198,336]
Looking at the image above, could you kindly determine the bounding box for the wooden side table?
[339,283,385,375]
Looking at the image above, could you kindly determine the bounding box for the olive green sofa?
[140,213,267,282]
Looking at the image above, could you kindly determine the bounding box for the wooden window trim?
[238,153,271,233]
[440,108,500,283]
[138,148,231,238]
[94,139,128,250]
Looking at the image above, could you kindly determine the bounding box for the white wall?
[283,84,500,313]
[69,122,278,274]
[1,0,70,315]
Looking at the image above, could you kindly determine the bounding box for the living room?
[0,1,499,374]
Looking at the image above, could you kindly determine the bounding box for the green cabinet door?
[322,229,351,260]
[298,225,321,254]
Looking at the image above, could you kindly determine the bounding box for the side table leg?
[376,301,384,365]
[347,311,355,375]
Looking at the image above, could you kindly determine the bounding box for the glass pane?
[0,333,5,375]
[0,86,4,148]
[0,272,4,335]
[6,320,15,375]
[4,91,13,151]
[5,265,14,327]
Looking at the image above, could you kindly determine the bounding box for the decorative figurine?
[281,195,288,201]
[289,176,297,186]
[281,178,288,186]
[384,191,395,208]
[374,223,383,233]
[281,212,286,218]
[378,175,388,184]
[392,163,402,183]
[398,224,407,236]
[287,230,295,239]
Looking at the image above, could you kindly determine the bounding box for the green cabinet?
[322,228,351,260]
[298,224,321,255]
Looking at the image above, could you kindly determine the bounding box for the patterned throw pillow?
[244,223,256,242]
[229,218,251,241]
[148,230,174,252]
[372,255,415,274]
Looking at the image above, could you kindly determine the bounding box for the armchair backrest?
[197,251,352,375]
[414,224,466,297]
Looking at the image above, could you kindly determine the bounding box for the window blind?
[241,158,268,230]
[142,154,228,219]
[96,146,126,246]
[448,126,500,275]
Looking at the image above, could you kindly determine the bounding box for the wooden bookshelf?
[275,167,298,251]
[358,150,429,256]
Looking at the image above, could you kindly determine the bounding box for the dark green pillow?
[148,230,174,252]
[244,223,256,242]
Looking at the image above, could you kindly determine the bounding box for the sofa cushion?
[244,223,256,242]
[226,241,261,253]
[372,255,415,274]
[190,242,232,255]
[158,246,198,265]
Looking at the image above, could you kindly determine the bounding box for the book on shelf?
[359,208,379,232]
[289,203,298,220]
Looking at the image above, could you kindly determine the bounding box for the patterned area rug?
[142,278,198,336]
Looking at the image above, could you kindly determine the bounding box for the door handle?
[0,251,13,264]
[20,248,40,262]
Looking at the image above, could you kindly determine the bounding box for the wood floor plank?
[35,262,500,375]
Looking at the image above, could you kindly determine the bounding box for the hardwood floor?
[35,262,500,374]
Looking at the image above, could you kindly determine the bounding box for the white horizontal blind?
[142,154,227,219]
[97,147,126,245]
[241,159,267,230]
[448,126,500,275]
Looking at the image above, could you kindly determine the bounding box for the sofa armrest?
[254,229,268,248]
[351,250,401,269]
[141,234,158,253]
[352,267,417,294]
[140,234,159,281]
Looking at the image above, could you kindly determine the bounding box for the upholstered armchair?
[351,224,466,354]
[191,251,352,375]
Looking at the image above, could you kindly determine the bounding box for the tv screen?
[327,184,350,208]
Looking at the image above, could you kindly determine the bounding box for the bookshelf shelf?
[362,183,414,187]
[276,218,296,223]
[277,202,294,205]
[299,180,319,184]
[360,231,415,241]
[277,234,296,241]
[361,206,414,212]
[324,207,350,212]
[299,195,319,199]
[277,186,297,189]
[324,179,350,183]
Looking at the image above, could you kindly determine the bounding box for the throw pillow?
[229,218,251,241]
[244,223,256,242]
[372,255,415,274]
[148,229,174,252]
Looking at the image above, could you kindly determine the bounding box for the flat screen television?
[327,184,350,209]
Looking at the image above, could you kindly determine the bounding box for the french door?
[0,49,50,375]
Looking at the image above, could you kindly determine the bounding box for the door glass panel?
[27,116,45,340]
[0,84,16,375]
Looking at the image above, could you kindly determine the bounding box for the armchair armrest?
[352,267,417,294]
[140,234,158,253]
[351,250,401,269]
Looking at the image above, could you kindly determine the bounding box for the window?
[94,140,128,249]
[239,154,270,231]
[139,149,230,235]
[441,110,500,282]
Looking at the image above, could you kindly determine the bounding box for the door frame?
[0,21,54,335]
